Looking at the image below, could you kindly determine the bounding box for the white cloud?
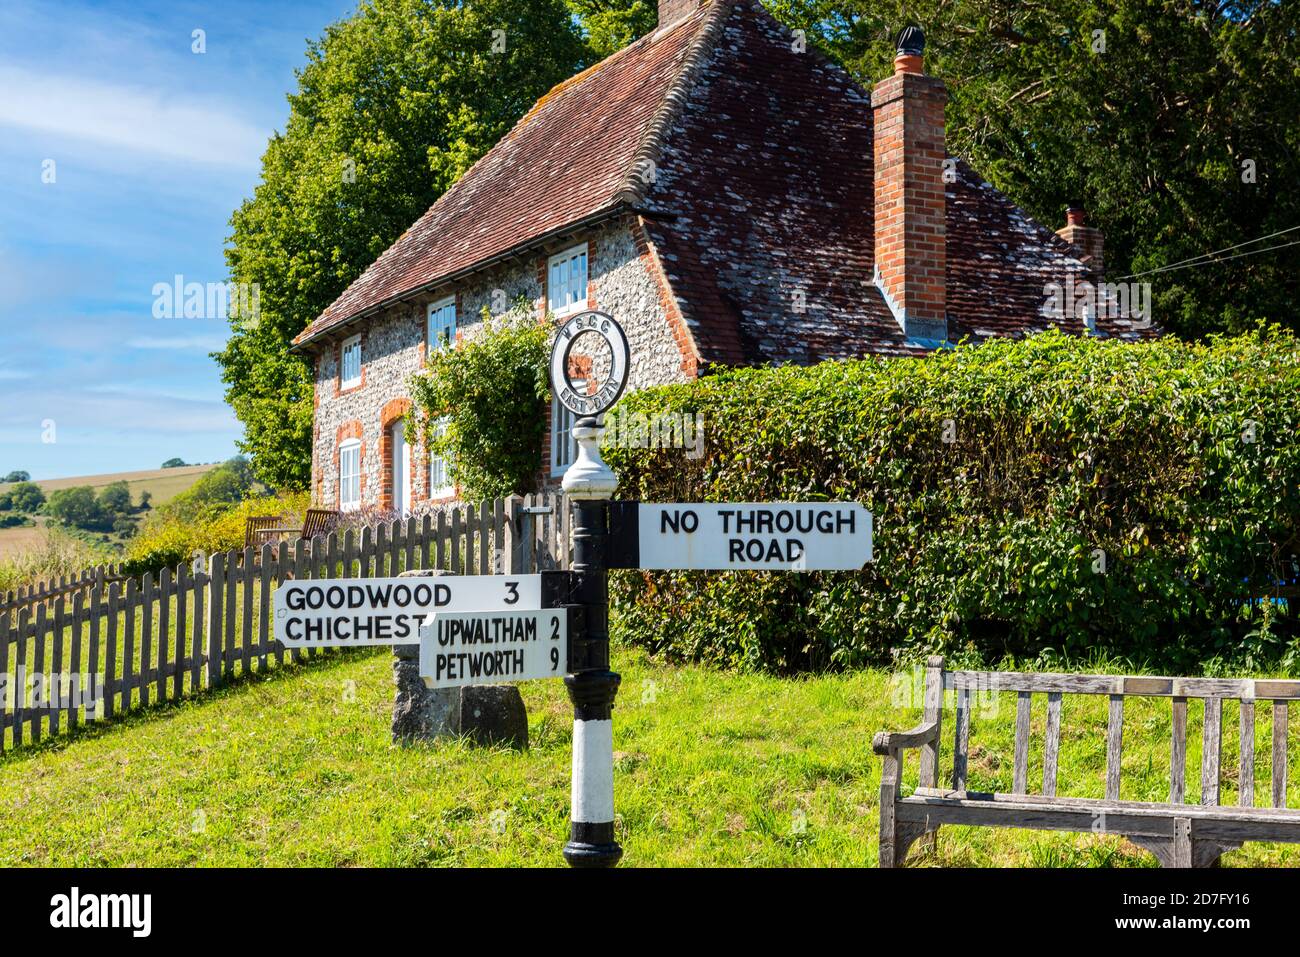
[0,64,267,169]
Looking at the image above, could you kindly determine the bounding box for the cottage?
[293,0,1134,513]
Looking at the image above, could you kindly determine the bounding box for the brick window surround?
[333,420,365,510]
[378,398,413,511]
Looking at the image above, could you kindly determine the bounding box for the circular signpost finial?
[549,311,631,419]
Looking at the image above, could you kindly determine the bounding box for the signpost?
[273,575,543,648]
[268,308,877,869]
[419,609,570,690]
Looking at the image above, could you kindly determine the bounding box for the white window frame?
[340,334,362,389]
[547,244,589,317]
[427,296,457,353]
[427,418,454,498]
[339,439,362,511]
[550,379,586,477]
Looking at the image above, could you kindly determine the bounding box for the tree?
[3,470,30,483]
[567,0,656,58]
[764,0,1300,338]
[160,458,188,469]
[216,0,594,490]
[98,481,133,515]
[6,482,45,513]
[170,456,257,517]
[45,487,105,530]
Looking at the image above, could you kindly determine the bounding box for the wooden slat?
[389,518,401,576]
[69,592,84,729]
[191,561,205,690]
[952,687,971,791]
[1013,691,1031,795]
[275,541,291,666]
[1106,694,1124,801]
[1240,699,1255,808]
[173,565,186,699]
[14,608,29,745]
[1042,692,1062,797]
[32,603,46,741]
[479,502,490,577]
[945,671,1298,699]
[465,507,477,575]
[918,657,944,790]
[258,543,273,670]
[359,525,373,579]
[50,598,64,735]
[0,611,8,752]
[1202,697,1223,806]
[1274,701,1289,809]
[158,568,172,701]
[103,586,118,720]
[237,546,252,673]
[420,513,432,570]
[207,553,223,687]
[123,581,138,713]
[292,538,307,663]
[406,516,417,572]
[224,552,238,676]
[493,498,505,575]
[451,509,461,575]
[375,522,388,578]
[1171,696,1187,803]
[436,511,447,571]
[139,573,154,708]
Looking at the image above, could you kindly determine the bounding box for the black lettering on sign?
[661,509,698,534]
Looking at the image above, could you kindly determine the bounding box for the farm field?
[1,645,1298,868]
[0,464,216,504]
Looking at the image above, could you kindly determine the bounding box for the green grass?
[2,646,1299,867]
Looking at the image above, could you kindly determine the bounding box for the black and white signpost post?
[549,311,630,868]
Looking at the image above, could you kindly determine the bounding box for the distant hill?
[0,464,218,507]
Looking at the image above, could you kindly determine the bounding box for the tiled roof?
[300,0,1146,356]
[295,2,725,346]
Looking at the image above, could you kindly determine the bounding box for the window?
[341,335,362,389]
[548,245,588,317]
[427,297,456,352]
[339,440,361,511]
[550,381,586,476]
[427,418,453,498]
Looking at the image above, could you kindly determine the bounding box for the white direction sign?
[420,609,568,690]
[274,575,542,648]
[636,503,873,571]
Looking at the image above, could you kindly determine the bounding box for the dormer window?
[548,245,588,317]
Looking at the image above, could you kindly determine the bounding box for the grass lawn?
[1,645,1298,867]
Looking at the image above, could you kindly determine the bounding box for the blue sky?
[0,0,356,480]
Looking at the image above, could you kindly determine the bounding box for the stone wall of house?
[310,214,695,509]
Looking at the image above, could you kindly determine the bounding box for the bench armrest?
[872,720,939,755]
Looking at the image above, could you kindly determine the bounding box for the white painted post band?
[571,719,615,824]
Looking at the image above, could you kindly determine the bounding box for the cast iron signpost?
[272,309,874,869]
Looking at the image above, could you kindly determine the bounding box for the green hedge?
[604,328,1300,674]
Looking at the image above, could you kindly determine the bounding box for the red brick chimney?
[872,26,948,341]
[1056,204,1105,278]
[659,0,705,27]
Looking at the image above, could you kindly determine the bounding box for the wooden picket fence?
[0,563,128,616]
[0,492,572,753]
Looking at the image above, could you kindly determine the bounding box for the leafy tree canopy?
[217,0,595,490]
[98,481,133,515]
[4,482,45,513]
[3,470,31,483]
[160,458,188,469]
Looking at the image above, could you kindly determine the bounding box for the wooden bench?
[244,509,340,549]
[874,656,1300,867]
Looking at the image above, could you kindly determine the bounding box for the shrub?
[4,481,45,513]
[122,490,311,576]
[407,305,551,500]
[605,327,1300,674]
[99,481,133,515]
[45,486,108,531]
